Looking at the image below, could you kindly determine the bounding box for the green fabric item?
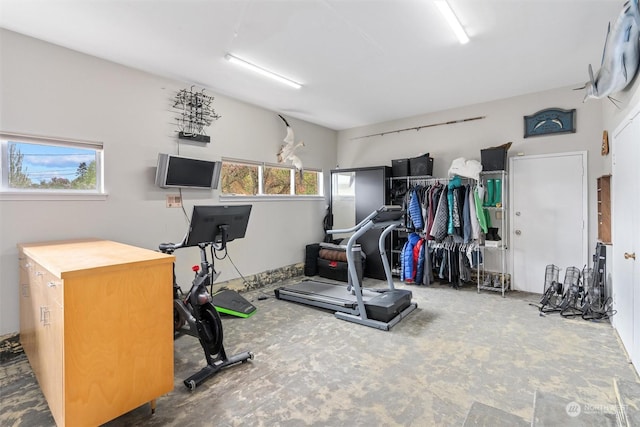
[484,179,494,206]
[484,208,492,228]
[474,188,488,233]
[494,179,502,206]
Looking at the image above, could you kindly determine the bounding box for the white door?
[510,153,587,293]
[612,110,640,372]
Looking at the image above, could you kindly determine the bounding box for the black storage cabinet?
[329,166,391,280]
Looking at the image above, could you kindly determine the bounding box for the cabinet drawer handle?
[47,281,58,288]
[624,252,636,260]
[35,271,44,277]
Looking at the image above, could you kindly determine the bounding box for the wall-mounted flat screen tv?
[155,153,222,189]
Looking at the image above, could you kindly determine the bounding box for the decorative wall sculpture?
[578,0,640,104]
[277,115,304,173]
[174,86,221,143]
[524,108,576,138]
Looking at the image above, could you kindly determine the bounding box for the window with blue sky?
[1,133,103,193]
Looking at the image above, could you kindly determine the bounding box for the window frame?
[219,157,324,200]
[0,132,106,201]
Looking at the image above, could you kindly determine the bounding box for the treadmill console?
[372,205,403,223]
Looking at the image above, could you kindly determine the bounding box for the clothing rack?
[395,176,487,288]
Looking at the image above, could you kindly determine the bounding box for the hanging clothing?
[401,232,421,282]
[462,185,472,243]
[430,187,449,241]
[408,188,424,230]
[414,238,425,284]
[426,185,441,240]
[474,186,488,233]
[468,186,481,239]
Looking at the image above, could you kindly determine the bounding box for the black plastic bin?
[481,147,508,171]
[392,158,410,177]
[409,154,433,176]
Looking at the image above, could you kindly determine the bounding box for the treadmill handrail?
[327,205,397,235]
[327,208,380,235]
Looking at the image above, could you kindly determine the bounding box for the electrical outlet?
[166,194,182,208]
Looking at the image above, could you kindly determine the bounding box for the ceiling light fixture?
[434,1,469,45]
[225,53,302,89]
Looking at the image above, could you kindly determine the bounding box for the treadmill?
[275,205,417,331]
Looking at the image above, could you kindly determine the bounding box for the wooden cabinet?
[18,239,175,427]
[597,174,612,244]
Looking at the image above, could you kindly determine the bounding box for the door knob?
[624,252,636,260]
[515,230,522,235]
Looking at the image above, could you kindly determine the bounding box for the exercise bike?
[159,204,254,391]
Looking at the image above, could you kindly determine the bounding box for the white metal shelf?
[477,170,509,297]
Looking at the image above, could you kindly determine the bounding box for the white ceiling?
[0,0,623,130]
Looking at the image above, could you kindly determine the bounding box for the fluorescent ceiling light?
[435,1,469,45]
[225,53,302,89]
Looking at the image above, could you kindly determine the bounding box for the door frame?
[611,103,640,373]
[508,151,589,291]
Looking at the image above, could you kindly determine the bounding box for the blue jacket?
[401,233,421,282]
[415,239,425,285]
[408,189,424,230]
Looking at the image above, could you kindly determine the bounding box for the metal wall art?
[174,86,221,143]
[524,108,576,138]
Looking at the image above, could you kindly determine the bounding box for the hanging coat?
[468,186,481,239]
[430,187,449,241]
[462,185,472,243]
[474,186,488,233]
[408,189,424,230]
[447,176,462,235]
[426,185,441,240]
[401,233,421,282]
[414,238,425,284]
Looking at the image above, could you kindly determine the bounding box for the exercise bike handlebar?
[158,241,184,254]
[158,239,224,255]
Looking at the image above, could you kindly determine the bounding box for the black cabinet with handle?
[329,166,391,280]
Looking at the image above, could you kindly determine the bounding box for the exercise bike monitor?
[185,205,252,248]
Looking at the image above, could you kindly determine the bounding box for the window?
[220,158,322,197]
[263,165,291,195]
[220,161,259,195]
[1,132,104,195]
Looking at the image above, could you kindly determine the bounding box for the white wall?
[337,85,608,274]
[0,29,337,335]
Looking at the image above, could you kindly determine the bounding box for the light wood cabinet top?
[19,238,173,279]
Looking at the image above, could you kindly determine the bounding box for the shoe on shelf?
[486,228,502,241]
[483,273,492,287]
[493,274,502,288]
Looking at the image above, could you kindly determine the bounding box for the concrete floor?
[1,277,638,426]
